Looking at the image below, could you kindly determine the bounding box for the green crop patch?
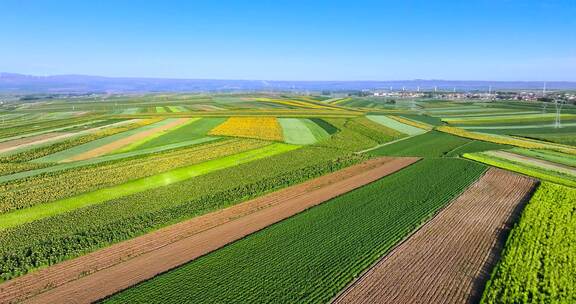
[482,183,576,304]
[369,131,472,158]
[104,159,485,304]
[309,118,338,134]
[279,118,318,145]
[444,140,512,157]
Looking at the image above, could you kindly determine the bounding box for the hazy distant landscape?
[2,73,576,93]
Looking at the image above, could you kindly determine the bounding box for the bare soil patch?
[333,168,537,304]
[0,157,418,304]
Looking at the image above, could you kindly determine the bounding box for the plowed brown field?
[0,157,418,304]
[333,168,537,304]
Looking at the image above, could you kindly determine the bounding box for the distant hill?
[1,73,575,93]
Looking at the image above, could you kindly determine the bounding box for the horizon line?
[2,72,575,84]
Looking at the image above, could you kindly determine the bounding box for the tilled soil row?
[333,168,537,304]
[0,156,418,304]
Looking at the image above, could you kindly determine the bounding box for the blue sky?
[1,0,575,81]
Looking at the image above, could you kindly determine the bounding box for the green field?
[482,183,576,304]
[278,118,319,144]
[105,159,486,303]
[368,131,472,157]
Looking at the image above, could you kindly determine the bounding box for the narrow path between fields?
[332,168,537,304]
[0,156,419,304]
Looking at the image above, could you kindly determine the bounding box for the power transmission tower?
[554,99,564,128]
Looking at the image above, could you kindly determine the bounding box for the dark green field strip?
[0,147,362,281]
[399,114,444,126]
[481,183,576,304]
[103,159,486,304]
[309,118,338,134]
[368,131,472,157]
[0,138,261,214]
[133,117,226,150]
[444,140,512,157]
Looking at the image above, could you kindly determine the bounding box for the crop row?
[104,158,486,303]
[0,146,363,281]
[481,182,576,304]
[0,138,266,214]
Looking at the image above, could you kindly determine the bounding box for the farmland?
[0,93,574,303]
[335,169,536,304]
[482,183,576,303]
[104,159,486,303]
